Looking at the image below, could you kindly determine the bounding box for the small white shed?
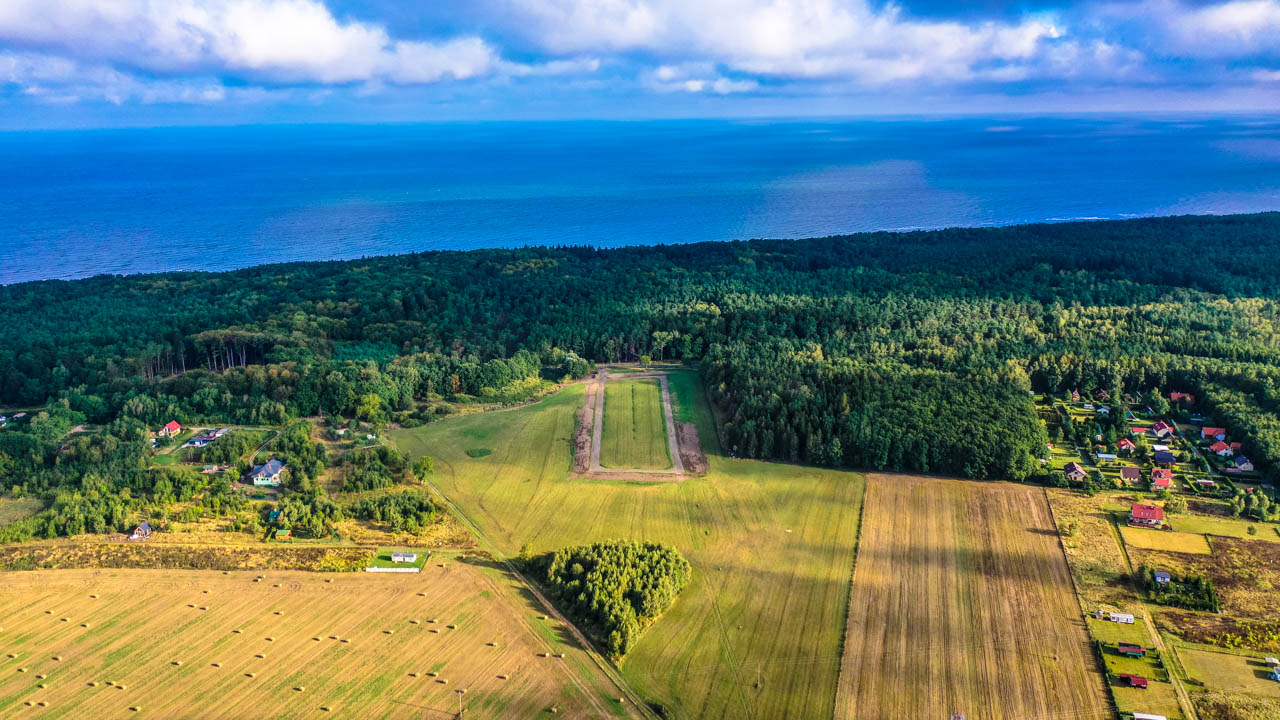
[391,552,418,564]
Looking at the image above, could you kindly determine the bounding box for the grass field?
[367,548,431,570]
[1178,646,1280,698]
[834,475,1110,720]
[1171,514,1280,541]
[1120,526,1213,555]
[600,378,671,470]
[0,497,42,526]
[0,563,635,719]
[391,370,866,720]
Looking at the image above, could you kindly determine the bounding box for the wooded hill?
[4,212,1280,503]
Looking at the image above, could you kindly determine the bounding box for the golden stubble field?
[835,474,1111,720]
[0,563,636,719]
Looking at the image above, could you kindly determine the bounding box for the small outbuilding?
[1153,571,1172,584]
[1116,673,1149,689]
[391,552,418,564]
[1118,438,1136,453]
[1117,642,1146,658]
[129,522,152,541]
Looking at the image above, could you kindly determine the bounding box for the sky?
[2,0,1280,128]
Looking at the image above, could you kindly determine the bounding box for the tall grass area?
[391,369,865,720]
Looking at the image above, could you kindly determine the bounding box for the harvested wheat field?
[0,563,636,719]
[835,475,1110,720]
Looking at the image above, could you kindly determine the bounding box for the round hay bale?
[320,707,331,712]
[340,639,350,644]
[409,620,419,625]
[324,579,333,583]
[497,674,509,680]
[265,637,275,641]
[106,681,116,686]
[253,579,261,583]
[187,604,195,608]
[80,624,89,628]
[199,607,208,611]
[44,610,52,614]
[329,635,338,640]
[273,584,281,588]
[408,672,419,678]
[538,653,549,658]
[312,637,322,642]
[427,672,438,677]
[616,697,625,703]
[232,629,242,634]
[273,611,283,616]
[211,663,221,668]
[254,654,265,659]
[129,707,141,712]
[17,667,27,672]
[486,642,497,647]
[293,686,304,692]
[202,590,210,594]
[51,656,61,661]
[60,618,70,622]
[38,701,48,707]
[244,673,255,678]
[538,615,547,620]
[382,630,393,635]
[554,653,565,659]
[24,701,33,707]
[5,653,15,658]
[429,629,440,634]
[171,660,182,666]
[88,682,99,687]
[36,674,46,679]
[437,678,449,684]
[38,683,47,689]
[90,594,99,599]
[416,592,425,597]
[116,684,127,690]
[446,624,456,630]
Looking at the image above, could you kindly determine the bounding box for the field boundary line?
[831,476,869,720]
[419,472,657,720]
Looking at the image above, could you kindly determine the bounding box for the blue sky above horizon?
[2,0,1280,128]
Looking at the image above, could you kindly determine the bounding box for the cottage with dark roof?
[250,459,286,487]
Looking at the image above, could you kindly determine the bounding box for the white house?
[250,459,286,487]
[391,552,418,563]
[1236,456,1255,472]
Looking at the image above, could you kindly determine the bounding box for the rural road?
[587,368,685,475]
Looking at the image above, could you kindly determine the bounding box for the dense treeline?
[6,213,1280,488]
[529,540,691,657]
[347,493,438,532]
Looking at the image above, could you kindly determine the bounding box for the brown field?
[835,475,1110,720]
[0,562,636,719]
[1119,526,1213,555]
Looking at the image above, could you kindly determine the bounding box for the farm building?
[1202,427,1227,440]
[157,420,182,438]
[1117,642,1147,658]
[1209,441,1233,457]
[1096,610,1135,624]
[250,459,286,487]
[1063,462,1087,482]
[1097,453,1118,462]
[1131,714,1167,720]
[1152,451,1176,468]
[1121,467,1142,484]
[1236,456,1255,472]
[1129,504,1165,529]
[1153,571,1172,584]
[1152,422,1174,438]
[1151,469,1173,488]
[1116,673,1149,689]
[391,552,418,563]
[1195,479,1216,489]
[129,522,152,541]
[274,528,292,540]
[1118,438,1136,453]
[1265,657,1279,669]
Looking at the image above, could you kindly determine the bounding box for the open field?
[1119,526,1213,555]
[600,378,671,470]
[834,475,1110,720]
[0,563,636,719]
[391,370,866,720]
[1171,514,1280,542]
[0,497,42,526]
[1178,645,1280,699]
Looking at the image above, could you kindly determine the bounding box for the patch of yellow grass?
[1120,526,1213,555]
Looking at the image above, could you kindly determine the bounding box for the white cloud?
[0,0,504,85]
[0,51,235,104]
[503,0,1065,85]
[1256,68,1280,81]
[643,63,758,94]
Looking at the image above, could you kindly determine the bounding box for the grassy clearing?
[1178,646,1280,698]
[0,564,633,719]
[1171,514,1280,541]
[600,378,670,470]
[835,475,1109,720]
[391,371,865,720]
[1120,526,1213,555]
[0,497,43,526]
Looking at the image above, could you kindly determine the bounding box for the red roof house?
[1202,427,1227,440]
[1118,438,1136,452]
[158,420,182,438]
[1209,440,1233,456]
[1117,673,1149,689]
[1152,469,1173,488]
[1152,421,1174,437]
[1231,442,1243,451]
[1130,504,1165,528]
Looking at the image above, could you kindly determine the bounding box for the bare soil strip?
[677,421,708,474]
[835,474,1111,720]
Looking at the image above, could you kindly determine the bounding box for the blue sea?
[4,117,1280,285]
